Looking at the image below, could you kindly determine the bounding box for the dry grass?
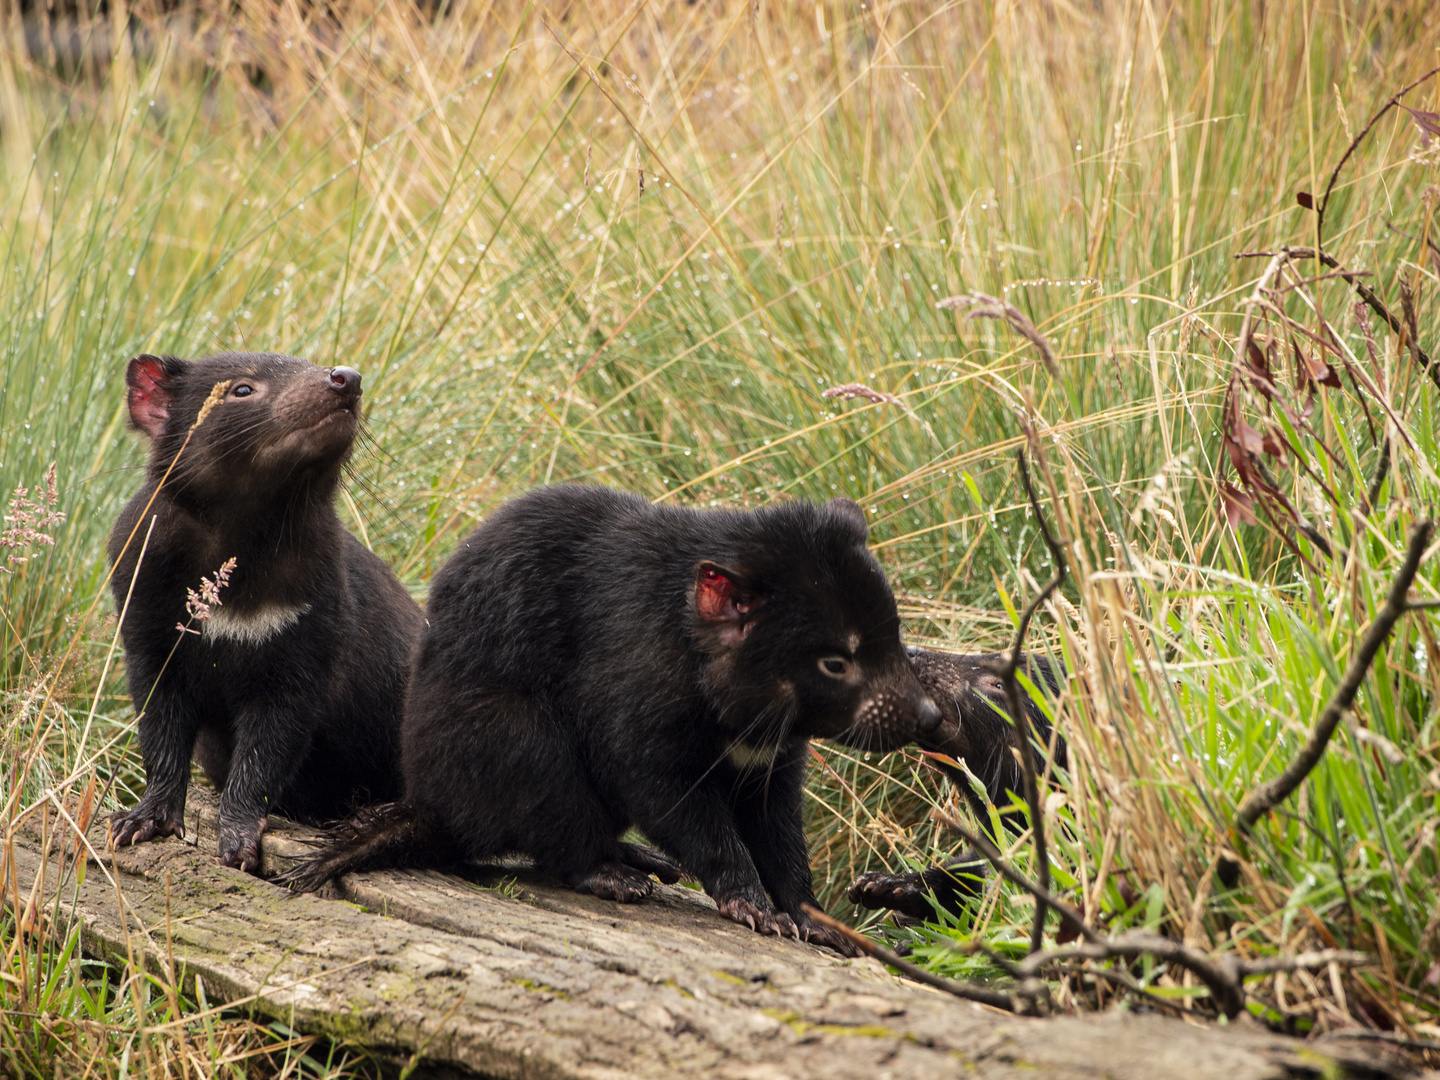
[2,0,1439,1071]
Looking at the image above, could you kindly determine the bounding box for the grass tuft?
[3,0,1439,1068]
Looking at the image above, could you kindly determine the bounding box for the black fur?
[283,484,942,954]
[107,352,422,873]
[848,648,1065,922]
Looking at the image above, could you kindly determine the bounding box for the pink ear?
[126,355,175,439]
[695,562,762,646]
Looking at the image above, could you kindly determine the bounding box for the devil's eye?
[231,383,254,398]
[819,657,849,677]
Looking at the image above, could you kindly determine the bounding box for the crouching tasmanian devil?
[282,484,943,954]
[107,352,423,872]
[848,647,1065,922]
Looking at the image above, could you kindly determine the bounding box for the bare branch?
[1236,949,1370,977]
[1237,519,1434,833]
[799,905,1027,1013]
[1051,962,1190,1017]
[937,812,1099,946]
[1016,932,1244,1018]
[1318,1030,1440,1053]
[982,448,1069,954]
[1017,936,1367,1020]
[1314,67,1440,245]
[1278,246,1436,387]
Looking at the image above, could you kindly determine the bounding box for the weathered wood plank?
[8,790,1428,1079]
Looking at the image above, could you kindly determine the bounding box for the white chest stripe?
[203,603,310,646]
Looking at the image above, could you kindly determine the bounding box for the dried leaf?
[1296,191,1315,210]
[1262,430,1287,461]
[1245,338,1276,399]
[1219,481,1258,527]
[1055,911,1086,944]
[1298,388,1316,421]
[1402,105,1440,148]
[1234,416,1266,456]
[1293,338,1341,389]
[76,774,96,834]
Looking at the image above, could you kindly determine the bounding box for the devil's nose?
[329,367,362,399]
[917,696,942,734]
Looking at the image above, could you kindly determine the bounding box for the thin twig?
[1314,67,1440,246]
[1236,949,1371,976]
[1236,519,1434,833]
[921,811,1368,1020]
[799,905,1024,1012]
[1317,1029,1440,1053]
[937,812,1099,945]
[1017,937,1365,1021]
[984,448,1069,954]
[1052,962,1190,1017]
[1277,246,1436,386]
[1015,932,1244,1018]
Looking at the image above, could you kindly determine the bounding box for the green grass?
[2,0,1439,1070]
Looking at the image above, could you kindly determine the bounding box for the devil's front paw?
[847,869,937,921]
[571,861,655,902]
[714,892,794,938]
[217,815,268,874]
[108,802,184,849]
[788,907,864,957]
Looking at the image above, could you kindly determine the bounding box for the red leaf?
[1296,191,1315,210]
[1220,481,1258,527]
[1293,338,1341,389]
[1056,911,1086,944]
[1235,416,1266,456]
[1226,435,1251,479]
[1402,105,1440,148]
[1245,338,1276,399]
[1262,430,1287,460]
[1298,388,1316,421]
[1224,398,1264,483]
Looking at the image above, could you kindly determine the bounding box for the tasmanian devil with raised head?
[283,484,943,953]
[107,352,423,873]
[848,647,1065,921]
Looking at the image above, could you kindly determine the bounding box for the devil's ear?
[694,561,763,647]
[826,497,868,541]
[125,355,184,440]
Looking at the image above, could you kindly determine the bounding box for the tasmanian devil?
[282,484,943,954]
[107,351,423,873]
[848,647,1065,922]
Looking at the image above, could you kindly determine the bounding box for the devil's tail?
[276,801,456,893]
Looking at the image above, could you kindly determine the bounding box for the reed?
[2,0,1437,1069]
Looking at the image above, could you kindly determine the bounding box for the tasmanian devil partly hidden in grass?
[107,352,423,873]
[848,647,1065,921]
[282,484,943,954]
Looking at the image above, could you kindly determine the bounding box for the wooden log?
[6,789,1424,1079]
